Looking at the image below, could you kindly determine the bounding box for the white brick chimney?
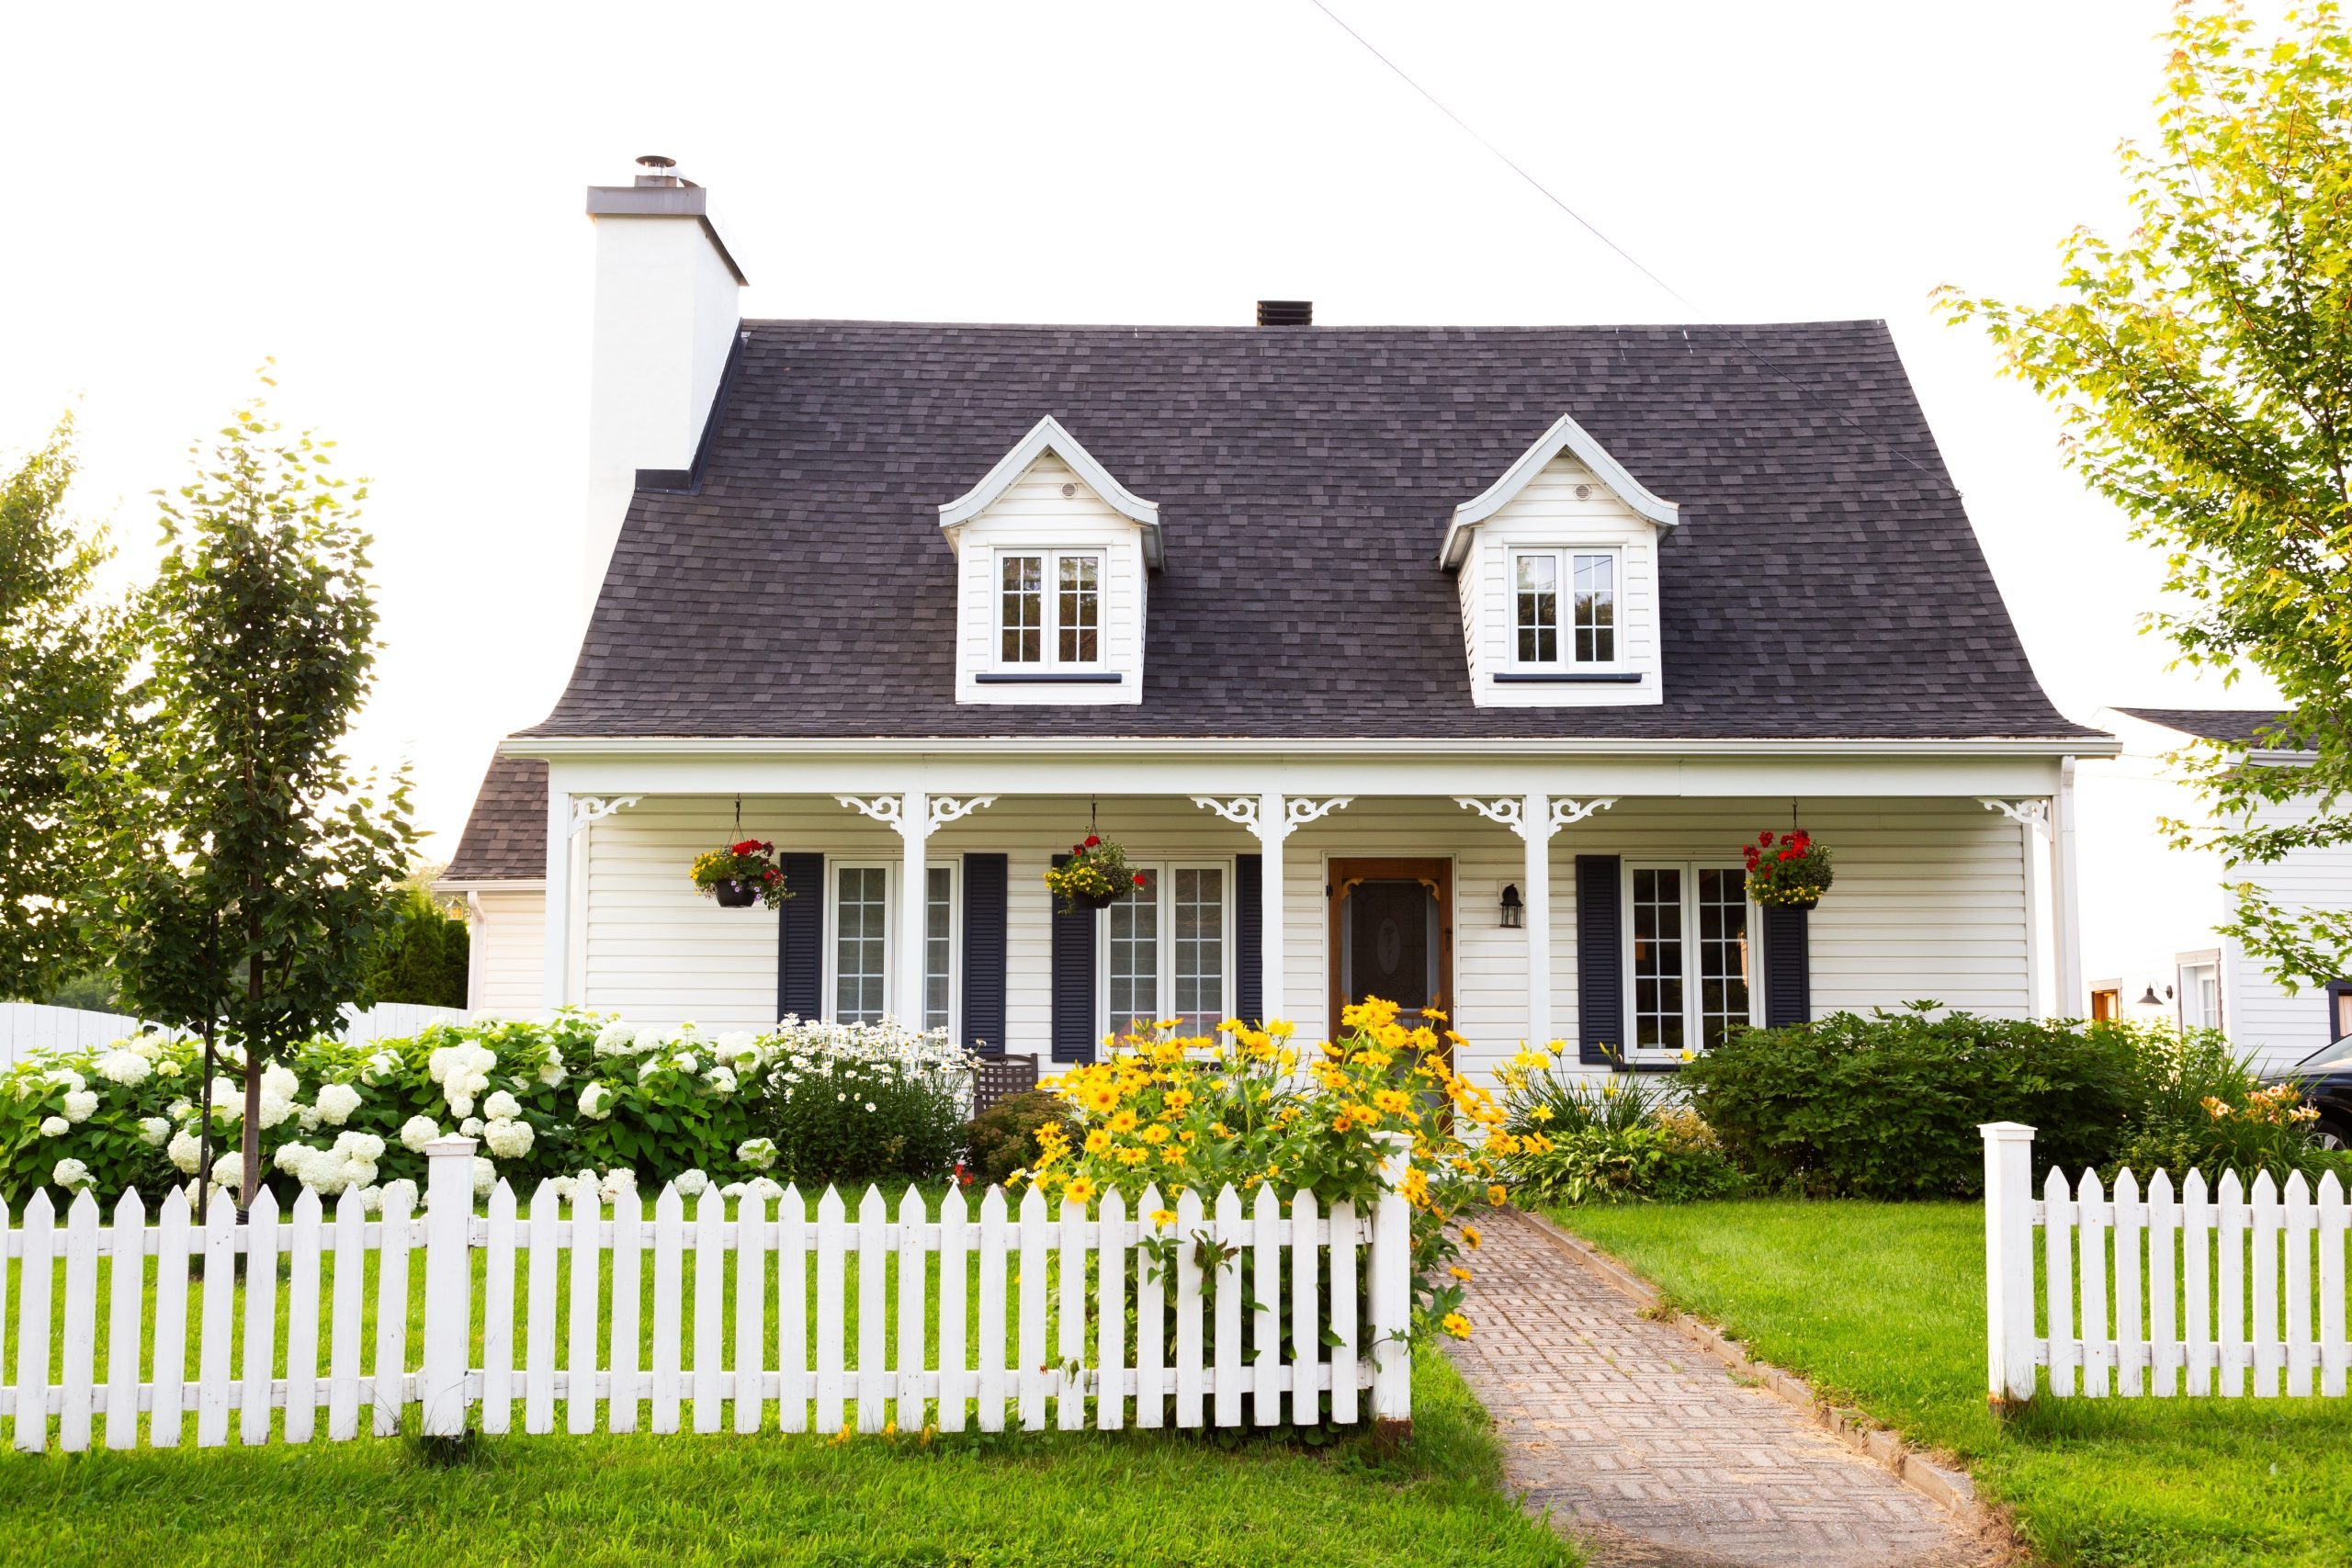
[582,155,746,614]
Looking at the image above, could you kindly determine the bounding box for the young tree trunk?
[241,914,264,1208]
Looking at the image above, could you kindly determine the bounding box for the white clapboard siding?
[1982,1126,2352,1403]
[0,1143,1411,1451]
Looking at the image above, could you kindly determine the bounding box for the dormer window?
[998,549,1102,669]
[1512,548,1619,669]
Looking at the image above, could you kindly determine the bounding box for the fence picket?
[2320,1172,2346,1398]
[197,1191,235,1446]
[2148,1170,2177,1397]
[7,1191,41,1452]
[937,1186,968,1433]
[695,1188,726,1433]
[374,1183,413,1437]
[976,1186,1006,1434]
[1097,1188,1126,1432]
[2251,1172,2279,1397]
[1214,1185,1244,1427]
[2113,1169,2143,1397]
[1016,1184,1046,1432]
[1175,1187,1204,1428]
[652,1184,685,1435]
[328,1189,364,1440]
[1330,1197,1358,1425]
[2042,1166,2073,1397]
[1252,1183,1283,1427]
[526,1181,560,1434]
[285,1190,322,1444]
[59,1190,99,1451]
[856,1186,887,1434]
[1057,1191,1087,1431]
[2218,1170,2245,1397]
[481,1182,516,1436]
[814,1186,845,1435]
[2285,1172,2313,1397]
[241,1187,283,1444]
[610,1183,642,1434]
[897,1187,925,1434]
[1135,1183,1166,1431]
[105,1190,147,1450]
[739,1187,771,1435]
[152,1190,189,1447]
[570,1184,603,1435]
[2185,1169,2213,1395]
[778,1185,808,1433]
[1291,1188,1318,1424]
[2078,1168,2109,1398]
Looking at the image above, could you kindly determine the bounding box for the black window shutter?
[1049,855,1098,1063]
[775,852,826,1021]
[1576,855,1623,1066]
[1235,853,1262,1022]
[961,853,1008,1054]
[1762,906,1812,1029]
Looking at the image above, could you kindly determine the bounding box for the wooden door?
[1328,858,1453,1038]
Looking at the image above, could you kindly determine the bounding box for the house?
[2079,706,2348,1071]
[438,157,2115,1089]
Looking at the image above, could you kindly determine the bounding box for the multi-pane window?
[1626,863,1752,1061]
[1511,548,1618,667]
[1102,863,1228,1040]
[924,865,955,1036]
[833,866,888,1024]
[997,549,1103,668]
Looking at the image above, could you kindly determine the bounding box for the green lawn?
[0,1348,1574,1568]
[1553,1200,2352,1568]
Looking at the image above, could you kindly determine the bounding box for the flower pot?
[711,878,759,908]
[1074,887,1123,911]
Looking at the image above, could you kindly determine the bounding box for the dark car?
[2283,1034,2352,1150]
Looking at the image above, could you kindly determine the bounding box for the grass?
[1552,1199,2352,1568]
[0,1348,1575,1568]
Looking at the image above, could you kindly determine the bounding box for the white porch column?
[2054,756,2084,1019]
[542,784,571,1014]
[1258,790,1284,1021]
[899,789,930,1028]
[1522,792,1552,1049]
[1982,793,2063,1021]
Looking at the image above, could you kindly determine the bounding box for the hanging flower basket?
[1744,829,1832,909]
[692,840,790,910]
[1045,833,1143,915]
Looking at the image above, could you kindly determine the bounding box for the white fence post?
[419,1135,479,1437]
[1980,1122,2038,1405]
[1370,1130,1413,1425]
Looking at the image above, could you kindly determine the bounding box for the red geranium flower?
[1758,830,1775,847]
[731,839,763,855]
[1084,834,1102,849]
[1132,872,1147,886]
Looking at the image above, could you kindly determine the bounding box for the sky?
[0,0,2274,881]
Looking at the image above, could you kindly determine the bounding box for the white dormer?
[939,417,1157,705]
[1442,413,1676,708]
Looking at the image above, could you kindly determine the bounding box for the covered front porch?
[514,743,2086,1088]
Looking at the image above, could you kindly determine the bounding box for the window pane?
[924,865,953,1036]
[1694,868,1749,1050]
[1515,553,1558,664]
[1000,555,1043,664]
[1630,867,1683,1054]
[1171,867,1224,1033]
[1573,552,1615,664]
[1106,868,1160,1040]
[835,866,888,1025]
[1057,554,1100,664]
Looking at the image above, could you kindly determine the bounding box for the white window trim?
[1095,859,1237,1039]
[991,547,1107,671]
[923,859,961,1043]
[1509,546,1624,671]
[1620,860,1761,1064]
[820,858,962,1033]
[2176,952,2222,1034]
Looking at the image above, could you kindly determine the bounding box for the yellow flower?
[1150,1208,1177,1229]
[1063,1176,1096,1206]
[1461,1224,1482,1250]
[1440,1312,1471,1340]
[1374,1089,1410,1115]
[1114,1145,1148,1167]
[1140,1122,1170,1145]
[1449,1266,1473,1282]
[1084,1128,1113,1155]
[1108,1109,1138,1134]
[1487,1183,1508,1206]
[1529,1104,1554,1123]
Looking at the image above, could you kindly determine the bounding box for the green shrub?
[2112,1026,2350,1186]
[1677,1005,2140,1198]
[360,886,470,1008]
[1497,1066,1744,1205]
[746,1020,970,1187]
[964,1088,1071,1188]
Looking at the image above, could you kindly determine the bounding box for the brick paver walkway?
[1447,1210,2003,1568]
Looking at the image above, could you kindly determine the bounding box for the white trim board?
[1442,412,1679,570]
[938,415,1163,569]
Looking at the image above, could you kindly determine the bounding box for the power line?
[1303,0,1949,486]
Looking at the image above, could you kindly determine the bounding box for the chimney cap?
[634,153,690,188]
[1256,299,1313,327]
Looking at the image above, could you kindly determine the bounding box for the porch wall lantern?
[1499,884,1524,929]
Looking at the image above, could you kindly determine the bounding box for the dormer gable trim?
[939,415,1163,569]
[1439,412,1678,570]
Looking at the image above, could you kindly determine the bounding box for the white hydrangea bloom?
[274,1142,317,1178]
[357,1184,385,1215]
[720,1181,746,1200]
[94,1049,151,1087]
[471,1156,497,1197]
[448,1093,476,1120]
[46,1067,87,1094]
[166,1128,203,1173]
[399,1115,440,1153]
[538,1055,568,1088]
[706,1066,738,1097]
[207,1077,241,1118]
[138,1115,172,1146]
[62,1089,98,1123]
[483,1089,521,1122]
[598,1168,638,1201]
[459,1116,484,1138]
[314,1082,363,1125]
[40,1115,68,1137]
[743,1176,785,1202]
[482,1117,534,1159]
[671,1053,698,1076]
[637,1057,663,1083]
[167,1098,192,1121]
[209,1162,242,1194]
[547,1176,577,1203]
[335,1130,386,1163]
[51,1158,92,1190]
[737,1137,777,1170]
[577,1082,614,1121]
[360,1051,400,1087]
[673,1168,711,1198]
[593,1021,639,1057]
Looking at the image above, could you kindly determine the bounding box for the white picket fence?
[1,1136,1411,1453]
[0,1002,469,1069]
[1982,1122,2352,1401]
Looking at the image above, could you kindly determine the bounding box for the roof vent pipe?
[634,153,684,187]
[1256,299,1313,327]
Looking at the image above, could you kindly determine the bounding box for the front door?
[1329,858,1453,1036]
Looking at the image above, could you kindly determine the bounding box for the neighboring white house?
[2079,707,2351,1073]
[438,157,2117,1090]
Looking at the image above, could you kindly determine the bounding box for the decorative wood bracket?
[927,795,997,833]
[1548,797,1618,835]
[1454,797,1526,840]
[1193,795,1351,841]
[1979,798,2052,837]
[1283,797,1352,838]
[568,796,641,838]
[1191,795,1261,834]
[836,795,906,833]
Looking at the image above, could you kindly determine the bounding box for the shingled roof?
[518,318,2095,744]
[2116,708,2298,748]
[439,755,548,883]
